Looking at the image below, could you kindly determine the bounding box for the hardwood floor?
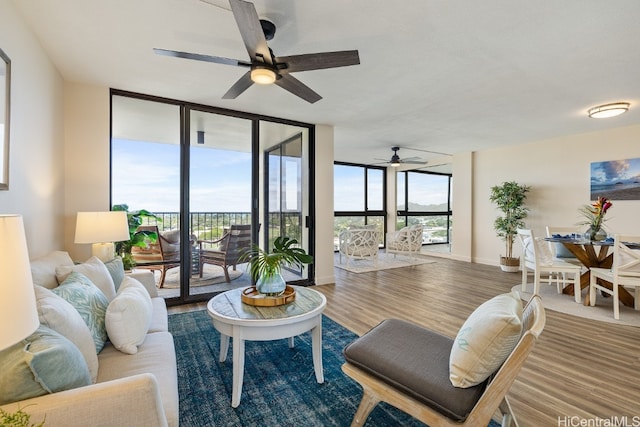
[170,256,640,426]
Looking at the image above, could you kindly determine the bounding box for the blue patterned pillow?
[52,271,109,353]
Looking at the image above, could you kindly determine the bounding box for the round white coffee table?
[207,285,327,407]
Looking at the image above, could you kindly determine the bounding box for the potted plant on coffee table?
[242,236,313,296]
[489,181,531,272]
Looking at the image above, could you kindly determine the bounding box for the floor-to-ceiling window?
[396,170,452,245]
[333,162,386,250]
[111,90,314,305]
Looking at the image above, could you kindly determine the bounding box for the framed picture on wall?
[590,157,640,201]
[0,47,10,191]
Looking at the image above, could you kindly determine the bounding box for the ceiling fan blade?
[274,74,322,103]
[402,160,428,165]
[229,0,272,65]
[275,50,360,73]
[401,156,425,162]
[153,48,250,67]
[222,71,254,99]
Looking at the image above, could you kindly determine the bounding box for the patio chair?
[130,226,181,288]
[589,234,640,319]
[342,294,545,427]
[198,224,252,282]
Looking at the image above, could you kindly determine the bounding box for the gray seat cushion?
[343,318,487,422]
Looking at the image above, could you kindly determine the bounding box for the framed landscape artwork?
[0,47,10,190]
[590,157,640,201]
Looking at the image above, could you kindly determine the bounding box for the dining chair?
[589,234,640,320]
[517,229,583,302]
[545,226,582,264]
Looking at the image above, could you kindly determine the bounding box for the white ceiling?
[12,0,640,171]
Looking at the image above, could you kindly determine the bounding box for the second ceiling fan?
[154,0,360,103]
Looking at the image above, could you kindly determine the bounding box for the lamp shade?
[74,211,130,244]
[0,215,39,351]
[75,211,130,262]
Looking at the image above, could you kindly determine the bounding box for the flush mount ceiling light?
[250,67,276,85]
[588,102,630,119]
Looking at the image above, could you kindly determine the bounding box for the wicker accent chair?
[198,224,252,282]
[386,225,423,258]
[342,295,545,427]
[338,227,382,266]
[130,226,181,288]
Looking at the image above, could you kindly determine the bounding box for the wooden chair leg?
[158,268,167,288]
[223,266,231,283]
[350,387,380,427]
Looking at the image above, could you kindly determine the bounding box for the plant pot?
[500,256,520,273]
[256,272,287,295]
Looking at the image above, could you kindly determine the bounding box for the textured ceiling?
[12,0,640,172]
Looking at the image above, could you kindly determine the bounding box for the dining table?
[544,235,635,307]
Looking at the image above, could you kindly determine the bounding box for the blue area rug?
[169,310,500,427]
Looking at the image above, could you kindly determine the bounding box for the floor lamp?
[0,215,39,351]
[74,211,130,262]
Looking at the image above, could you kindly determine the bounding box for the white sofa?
[0,251,178,427]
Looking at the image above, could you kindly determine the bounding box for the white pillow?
[34,285,99,383]
[449,290,523,388]
[30,251,74,289]
[105,277,152,354]
[56,256,117,301]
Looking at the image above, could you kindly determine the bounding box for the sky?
[112,139,252,213]
[590,157,640,186]
[113,139,451,214]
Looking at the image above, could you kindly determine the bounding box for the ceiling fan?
[375,147,428,167]
[154,0,360,103]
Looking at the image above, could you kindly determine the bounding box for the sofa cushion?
[106,277,153,354]
[449,290,523,388]
[34,286,99,383]
[0,325,91,405]
[56,256,117,302]
[97,331,178,427]
[149,298,169,333]
[52,271,109,353]
[30,251,74,289]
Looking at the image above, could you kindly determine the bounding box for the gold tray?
[241,286,296,307]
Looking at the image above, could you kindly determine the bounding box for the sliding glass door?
[111,90,314,305]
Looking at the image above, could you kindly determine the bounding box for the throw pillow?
[56,256,117,301]
[34,286,99,383]
[52,271,109,353]
[29,251,74,289]
[0,325,91,405]
[104,256,126,291]
[105,277,153,354]
[449,290,523,388]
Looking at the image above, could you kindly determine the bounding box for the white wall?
[314,125,335,285]
[471,125,640,266]
[0,1,65,258]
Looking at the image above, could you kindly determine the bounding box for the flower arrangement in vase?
[578,196,613,241]
[242,236,313,296]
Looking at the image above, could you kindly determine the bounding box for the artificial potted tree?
[489,181,531,272]
[242,236,313,295]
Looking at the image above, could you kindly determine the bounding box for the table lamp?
[0,215,39,351]
[74,211,130,262]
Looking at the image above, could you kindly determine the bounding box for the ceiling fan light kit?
[250,66,276,84]
[588,102,630,118]
[154,0,359,103]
